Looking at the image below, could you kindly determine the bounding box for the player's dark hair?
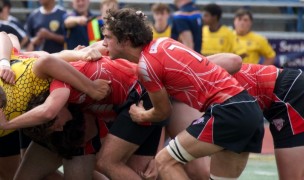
[0,86,7,108]
[203,3,222,20]
[23,91,85,159]
[151,3,170,14]
[234,8,253,21]
[103,8,153,47]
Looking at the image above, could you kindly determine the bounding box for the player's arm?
[33,54,110,100]
[0,32,15,84]
[129,88,172,123]
[0,88,69,129]
[178,30,194,50]
[263,57,275,65]
[207,53,242,75]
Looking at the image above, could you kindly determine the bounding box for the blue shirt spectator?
[0,0,30,49]
[25,0,65,53]
[171,0,203,53]
[63,10,95,49]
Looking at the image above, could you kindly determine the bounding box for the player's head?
[151,3,171,24]
[0,86,7,109]
[100,0,118,20]
[234,8,253,35]
[23,91,85,159]
[203,3,222,24]
[103,8,153,48]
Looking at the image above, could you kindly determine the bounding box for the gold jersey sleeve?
[201,25,236,55]
[0,57,50,137]
[233,31,276,64]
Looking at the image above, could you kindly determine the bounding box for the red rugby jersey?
[50,57,140,120]
[233,63,279,110]
[138,38,243,111]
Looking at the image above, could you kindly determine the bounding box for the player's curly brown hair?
[103,8,153,47]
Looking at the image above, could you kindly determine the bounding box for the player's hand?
[79,47,102,61]
[74,45,86,50]
[77,16,88,26]
[0,65,15,84]
[139,159,158,180]
[88,79,111,100]
[129,101,146,123]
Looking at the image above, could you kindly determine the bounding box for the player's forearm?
[47,33,65,44]
[0,106,53,130]
[53,50,81,62]
[141,106,171,123]
[262,57,275,65]
[0,32,13,61]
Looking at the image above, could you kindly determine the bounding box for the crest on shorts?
[272,118,284,131]
[192,117,204,125]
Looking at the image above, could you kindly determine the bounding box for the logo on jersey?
[49,20,60,32]
[138,59,151,82]
[192,117,205,125]
[78,94,86,103]
[272,118,284,131]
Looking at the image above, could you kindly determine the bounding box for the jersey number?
[168,44,203,62]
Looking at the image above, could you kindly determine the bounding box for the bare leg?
[14,142,62,180]
[63,154,96,180]
[93,171,109,180]
[210,150,249,178]
[275,146,304,180]
[156,131,223,180]
[97,134,143,180]
[167,100,210,179]
[0,155,20,180]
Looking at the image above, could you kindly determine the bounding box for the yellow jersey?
[152,25,171,40]
[201,25,236,55]
[233,31,276,64]
[0,55,50,137]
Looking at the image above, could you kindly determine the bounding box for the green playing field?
[240,154,278,180]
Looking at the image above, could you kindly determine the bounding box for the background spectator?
[171,0,203,53]
[64,0,97,49]
[151,3,171,39]
[25,0,66,53]
[0,0,30,49]
[201,3,236,56]
[233,8,276,65]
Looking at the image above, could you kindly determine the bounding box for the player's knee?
[96,158,109,175]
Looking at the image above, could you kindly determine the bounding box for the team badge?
[49,20,60,32]
[272,118,284,131]
[193,117,205,125]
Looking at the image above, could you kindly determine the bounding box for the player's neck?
[209,23,221,32]
[154,21,168,32]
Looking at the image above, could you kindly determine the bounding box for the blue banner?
[268,39,304,69]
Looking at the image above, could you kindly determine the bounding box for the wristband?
[0,58,10,68]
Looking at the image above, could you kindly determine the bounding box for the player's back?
[0,57,50,137]
[233,63,278,110]
[140,38,243,111]
[64,57,138,106]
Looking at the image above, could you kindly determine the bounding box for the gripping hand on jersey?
[0,62,15,84]
[88,79,111,101]
[129,101,147,123]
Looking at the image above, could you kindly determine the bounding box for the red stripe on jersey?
[233,64,278,110]
[286,103,304,135]
[198,116,214,144]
